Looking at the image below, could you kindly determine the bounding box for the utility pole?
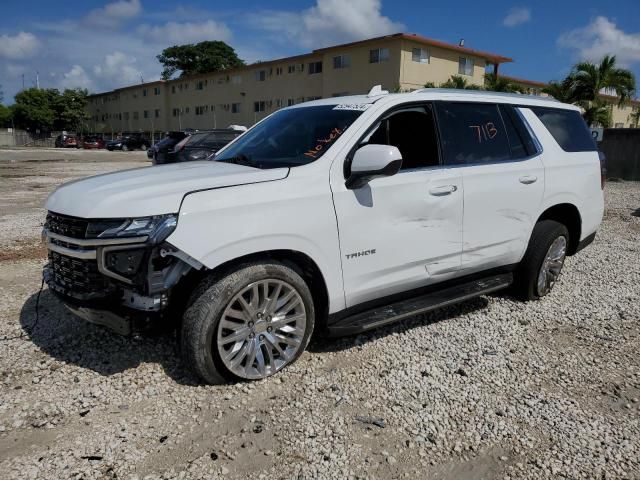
[36,71,40,89]
[22,74,25,90]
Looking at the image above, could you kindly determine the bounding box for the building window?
[171,85,176,94]
[196,80,205,90]
[143,110,149,119]
[308,61,323,74]
[185,107,190,114]
[254,101,266,112]
[123,112,129,120]
[231,103,241,114]
[458,57,474,76]
[172,108,180,117]
[275,67,283,75]
[615,123,624,128]
[412,48,429,64]
[231,75,242,84]
[154,109,160,118]
[369,48,390,63]
[287,65,295,74]
[195,105,208,115]
[154,87,161,95]
[142,89,147,97]
[287,98,295,106]
[255,70,266,81]
[275,99,282,108]
[133,111,139,120]
[332,54,350,69]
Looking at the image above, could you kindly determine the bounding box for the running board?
[328,273,513,337]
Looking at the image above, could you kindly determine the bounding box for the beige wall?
[399,39,486,90]
[607,100,639,128]
[86,37,496,134]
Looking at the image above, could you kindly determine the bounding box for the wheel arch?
[536,203,582,255]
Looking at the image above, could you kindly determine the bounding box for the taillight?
[598,151,606,190]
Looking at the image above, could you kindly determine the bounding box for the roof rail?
[367,85,389,97]
[410,87,559,102]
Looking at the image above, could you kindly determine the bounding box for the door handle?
[429,185,457,196]
[519,175,537,185]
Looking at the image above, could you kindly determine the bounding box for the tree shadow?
[309,296,490,354]
[19,289,201,386]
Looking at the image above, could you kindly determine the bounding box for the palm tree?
[579,99,612,128]
[629,108,640,127]
[483,73,523,93]
[542,76,579,103]
[572,55,636,106]
[439,75,481,90]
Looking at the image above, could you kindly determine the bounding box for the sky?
[1,0,639,103]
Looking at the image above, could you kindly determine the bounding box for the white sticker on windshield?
[333,103,372,111]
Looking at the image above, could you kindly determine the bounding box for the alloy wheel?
[537,236,567,296]
[217,279,307,380]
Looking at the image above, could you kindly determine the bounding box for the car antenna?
[367,85,389,97]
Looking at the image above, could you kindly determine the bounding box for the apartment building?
[86,33,512,134]
[503,76,640,128]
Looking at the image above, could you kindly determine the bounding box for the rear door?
[435,102,544,272]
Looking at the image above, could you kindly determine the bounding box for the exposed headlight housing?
[93,214,178,244]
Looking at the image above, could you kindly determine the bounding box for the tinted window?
[530,107,597,152]
[436,102,511,165]
[360,105,440,170]
[499,104,537,158]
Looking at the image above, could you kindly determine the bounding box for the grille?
[46,212,89,239]
[45,212,126,239]
[49,251,110,296]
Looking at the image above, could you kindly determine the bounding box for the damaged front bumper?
[42,214,202,335]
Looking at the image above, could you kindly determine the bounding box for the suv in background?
[43,88,604,384]
[164,129,242,164]
[149,131,188,164]
[106,134,150,151]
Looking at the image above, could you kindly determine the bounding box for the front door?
[330,104,464,308]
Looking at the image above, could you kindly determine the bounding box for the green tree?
[0,104,11,127]
[423,82,436,88]
[157,41,245,80]
[439,75,482,90]
[579,99,612,128]
[52,88,91,132]
[11,88,56,132]
[542,76,579,103]
[629,108,640,127]
[572,55,636,107]
[483,73,523,93]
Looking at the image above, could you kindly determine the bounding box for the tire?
[513,220,569,301]
[181,261,315,384]
[141,144,148,151]
[122,145,129,152]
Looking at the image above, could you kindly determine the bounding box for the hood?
[46,161,289,218]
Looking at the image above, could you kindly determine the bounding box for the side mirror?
[346,144,403,189]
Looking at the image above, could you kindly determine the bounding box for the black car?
[149,131,189,164]
[106,135,150,151]
[164,129,241,164]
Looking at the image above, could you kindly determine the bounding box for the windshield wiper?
[216,154,259,168]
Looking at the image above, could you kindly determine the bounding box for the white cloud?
[558,16,640,66]
[250,0,404,49]
[61,65,92,89]
[93,51,144,87]
[0,32,40,59]
[137,20,232,45]
[85,0,141,28]
[503,7,531,28]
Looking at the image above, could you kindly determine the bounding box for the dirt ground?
[0,148,638,480]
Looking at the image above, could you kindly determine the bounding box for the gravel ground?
[0,150,639,479]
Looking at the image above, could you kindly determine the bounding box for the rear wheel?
[141,144,148,151]
[181,261,315,384]
[122,144,129,152]
[514,220,569,300]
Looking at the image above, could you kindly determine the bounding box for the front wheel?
[121,144,129,152]
[181,261,315,384]
[513,220,569,300]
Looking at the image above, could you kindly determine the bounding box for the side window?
[360,104,440,170]
[530,107,597,152]
[436,102,511,165]
[499,104,537,158]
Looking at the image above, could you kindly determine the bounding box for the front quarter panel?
[166,171,346,313]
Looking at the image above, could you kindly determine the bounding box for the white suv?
[43,88,604,383]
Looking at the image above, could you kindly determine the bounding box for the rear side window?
[436,102,511,165]
[530,107,597,152]
[499,105,538,158]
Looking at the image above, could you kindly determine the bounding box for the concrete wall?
[599,129,640,181]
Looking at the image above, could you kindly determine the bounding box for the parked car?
[55,134,79,148]
[106,135,150,151]
[43,88,604,384]
[149,131,188,164]
[164,129,241,164]
[82,136,106,149]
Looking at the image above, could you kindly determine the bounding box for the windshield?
[214,105,365,169]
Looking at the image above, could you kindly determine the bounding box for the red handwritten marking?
[304,127,344,158]
[469,122,499,143]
